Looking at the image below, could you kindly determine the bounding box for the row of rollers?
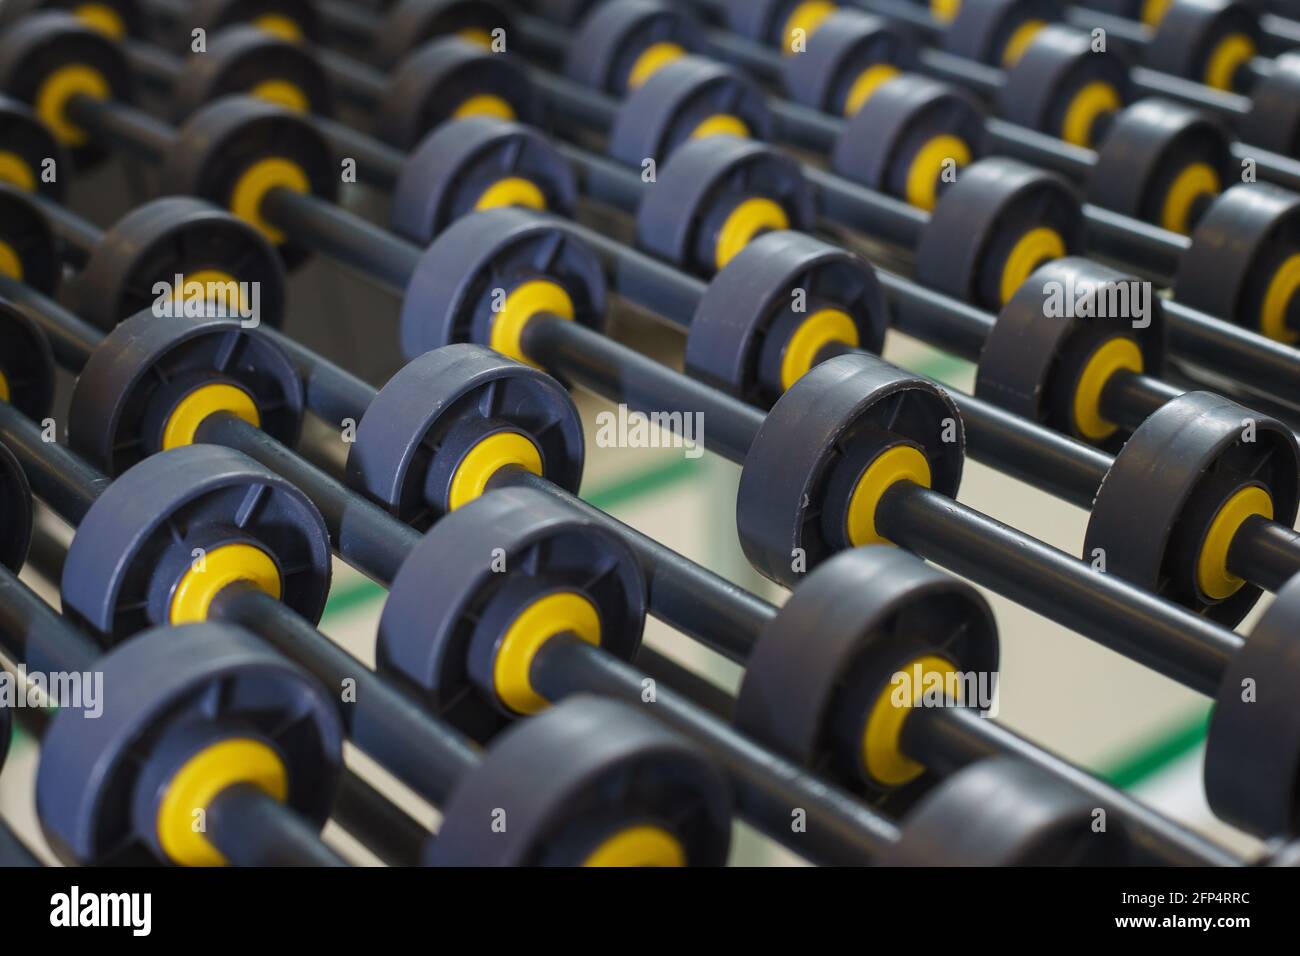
[0,3,1289,863]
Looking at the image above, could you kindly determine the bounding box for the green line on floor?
[583,456,700,511]
[1100,707,1212,789]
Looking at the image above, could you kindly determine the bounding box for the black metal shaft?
[263,328,378,429]
[261,186,422,292]
[210,584,482,806]
[0,402,108,526]
[0,564,98,676]
[1228,515,1300,593]
[521,313,764,462]
[316,47,388,108]
[490,467,775,662]
[314,116,406,189]
[30,192,104,267]
[530,634,900,864]
[205,784,349,866]
[877,481,1241,695]
[0,274,101,371]
[195,412,420,585]
[329,768,430,868]
[903,705,1241,866]
[65,93,173,162]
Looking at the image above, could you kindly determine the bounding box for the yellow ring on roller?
[1160,162,1220,235]
[1072,337,1144,442]
[931,0,961,23]
[157,738,288,866]
[175,270,247,313]
[0,372,10,403]
[1197,485,1274,600]
[0,241,23,281]
[0,151,35,191]
[493,591,600,714]
[169,542,282,625]
[1260,253,1300,344]
[250,79,309,112]
[229,157,310,243]
[627,42,686,90]
[35,64,110,146]
[453,93,517,120]
[999,227,1066,305]
[448,431,544,512]
[459,27,495,49]
[1001,19,1046,67]
[475,176,547,213]
[74,3,126,39]
[584,825,687,867]
[862,654,958,786]
[905,134,971,211]
[252,14,302,42]
[780,309,859,391]
[845,445,932,547]
[714,197,789,270]
[1204,34,1256,91]
[781,0,836,55]
[690,113,751,141]
[1142,0,1173,26]
[489,279,574,365]
[1060,81,1122,148]
[843,64,900,116]
[162,382,260,450]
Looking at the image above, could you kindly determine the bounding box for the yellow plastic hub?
[169,542,282,626]
[252,14,303,42]
[452,94,517,121]
[157,738,288,866]
[0,240,24,280]
[999,227,1066,305]
[1060,81,1122,148]
[781,0,836,54]
[931,0,961,23]
[0,372,10,403]
[1071,337,1144,442]
[74,3,126,38]
[780,309,859,391]
[714,197,789,270]
[250,79,309,113]
[861,654,958,786]
[489,279,574,365]
[229,156,310,243]
[583,825,687,867]
[35,64,110,146]
[0,151,35,191]
[690,113,751,141]
[475,177,547,213]
[1260,253,1300,344]
[493,591,600,714]
[1001,19,1046,67]
[1142,0,1173,26]
[458,27,495,49]
[843,64,900,117]
[1204,34,1256,91]
[162,382,260,450]
[1198,486,1274,600]
[1160,162,1220,235]
[627,42,686,90]
[905,134,971,211]
[845,445,932,547]
[174,270,247,313]
[448,431,544,512]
